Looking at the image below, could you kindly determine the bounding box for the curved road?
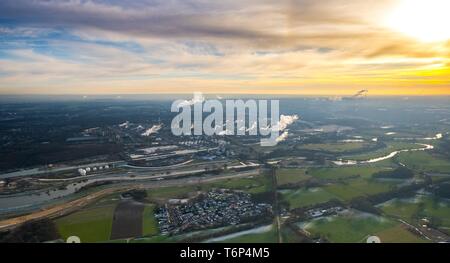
[0,169,260,231]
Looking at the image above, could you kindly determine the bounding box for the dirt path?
[0,186,133,230]
[270,167,282,243]
[0,170,260,231]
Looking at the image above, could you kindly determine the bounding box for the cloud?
[0,0,449,94]
[0,0,274,42]
[0,0,402,46]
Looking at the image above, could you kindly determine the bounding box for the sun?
[385,0,450,42]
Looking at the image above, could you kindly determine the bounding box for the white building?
[77,168,87,176]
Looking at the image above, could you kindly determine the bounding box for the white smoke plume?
[175,92,205,107]
[272,115,299,142]
[141,124,163,136]
[270,114,299,132]
[276,131,289,142]
[279,115,299,130]
[119,121,130,128]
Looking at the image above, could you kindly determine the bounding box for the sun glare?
[385,0,450,42]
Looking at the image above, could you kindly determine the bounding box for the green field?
[299,210,397,242]
[305,166,397,201]
[397,151,450,173]
[146,174,272,201]
[206,174,272,194]
[356,128,425,139]
[379,195,450,232]
[276,168,310,185]
[309,166,389,180]
[324,178,398,201]
[280,167,398,202]
[379,198,421,219]
[280,187,339,209]
[250,141,291,153]
[142,204,159,236]
[146,185,199,200]
[375,225,428,243]
[297,142,371,153]
[55,204,116,243]
[280,226,306,243]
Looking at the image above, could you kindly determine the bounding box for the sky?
[0,0,449,96]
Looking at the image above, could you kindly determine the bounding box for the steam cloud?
[141,124,163,136]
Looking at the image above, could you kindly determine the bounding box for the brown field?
[110,200,145,240]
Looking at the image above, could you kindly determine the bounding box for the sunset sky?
[0,0,449,95]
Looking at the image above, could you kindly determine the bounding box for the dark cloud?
[0,0,274,41]
[1,0,448,94]
[0,0,395,45]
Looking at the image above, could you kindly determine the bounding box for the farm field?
[280,187,339,209]
[146,174,272,202]
[297,142,372,153]
[308,166,390,180]
[146,185,199,201]
[276,168,310,185]
[55,204,116,243]
[375,225,429,243]
[396,151,450,173]
[205,174,272,194]
[379,195,450,232]
[279,166,399,203]
[142,204,159,236]
[280,226,306,243]
[298,209,397,243]
[110,201,145,240]
[355,128,425,139]
[324,178,398,201]
[54,195,159,242]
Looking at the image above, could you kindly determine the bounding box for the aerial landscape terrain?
[0,95,449,243]
[1,0,450,244]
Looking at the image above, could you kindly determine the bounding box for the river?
[333,143,434,166]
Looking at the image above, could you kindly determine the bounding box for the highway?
[36,162,258,182]
[0,186,133,230]
[0,160,127,179]
[0,147,219,179]
[0,169,261,230]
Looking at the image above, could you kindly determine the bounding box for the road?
[398,219,449,243]
[270,167,282,243]
[0,169,260,231]
[0,186,132,230]
[0,160,127,179]
[0,147,220,180]
[37,162,260,183]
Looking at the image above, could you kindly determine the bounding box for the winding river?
[333,143,434,166]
